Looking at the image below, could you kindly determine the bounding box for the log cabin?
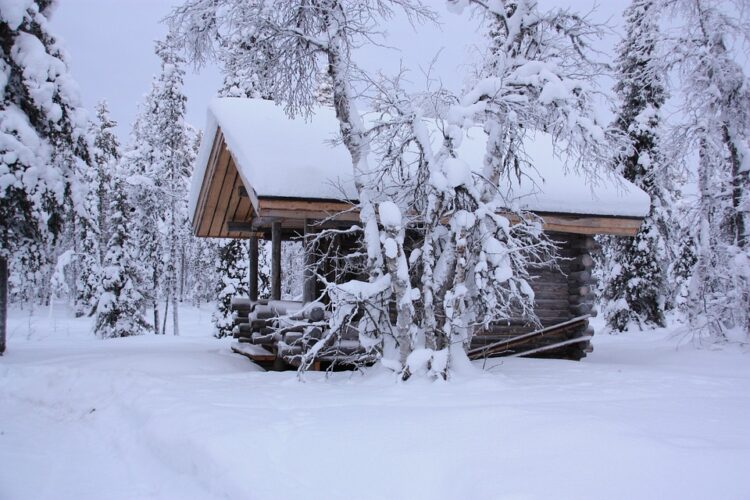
[189,98,650,369]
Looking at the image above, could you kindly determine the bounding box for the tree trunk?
[162,298,169,335]
[271,221,282,300]
[179,243,186,302]
[172,293,179,336]
[1,256,8,355]
[152,266,160,334]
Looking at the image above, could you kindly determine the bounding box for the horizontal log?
[570,302,594,315]
[277,343,303,356]
[532,298,573,307]
[510,334,594,358]
[570,254,595,271]
[570,237,598,250]
[238,322,272,334]
[284,331,304,344]
[289,304,325,322]
[568,284,591,295]
[568,295,595,306]
[251,331,280,345]
[306,327,323,340]
[250,309,276,320]
[568,270,592,282]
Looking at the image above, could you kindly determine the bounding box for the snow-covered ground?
[1,304,749,500]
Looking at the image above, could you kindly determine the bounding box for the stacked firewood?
[231,298,371,369]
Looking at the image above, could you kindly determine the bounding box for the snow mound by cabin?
[189,98,651,222]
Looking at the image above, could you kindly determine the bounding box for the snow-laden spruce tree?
[598,0,674,332]
[212,239,248,338]
[661,0,750,340]
[1,0,91,353]
[185,237,219,306]
[152,38,193,336]
[94,170,151,338]
[74,101,121,317]
[121,95,163,332]
[122,36,194,335]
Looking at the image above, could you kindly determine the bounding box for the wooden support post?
[271,221,282,300]
[303,220,316,303]
[248,236,258,301]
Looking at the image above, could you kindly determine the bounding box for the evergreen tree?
[212,239,248,338]
[600,0,673,331]
[1,1,91,353]
[123,97,163,333]
[123,36,193,335]
[152,37,192,336]
[75,101,120,316]
[186,238,220,306]
[94,172,151,338]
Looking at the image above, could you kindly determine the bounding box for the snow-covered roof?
[189,98,650,221]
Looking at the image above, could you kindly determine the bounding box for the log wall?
[472,233,596,360]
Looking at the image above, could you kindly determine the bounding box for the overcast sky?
[50,0,629,140]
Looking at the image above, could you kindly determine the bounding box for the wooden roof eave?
[247,198,644,237]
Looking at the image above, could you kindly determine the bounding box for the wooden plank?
[509,335,593,358]
[226,198,255,238]
[259,207,361,224]
[198,146,232,237]
[219,172,244,235]
[468,315,589,359]
[192,130,224,234]
[231,193,251,224]
[231,342,276,362]
[208,160,239,237]
[259,198,355,214]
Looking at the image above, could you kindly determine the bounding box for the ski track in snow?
[1,305,749,500]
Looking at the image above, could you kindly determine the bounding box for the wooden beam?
[248,236,258,301]
[271,221,282,300]
[226,221,255,233]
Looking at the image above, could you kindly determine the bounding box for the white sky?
[49,0,629,140]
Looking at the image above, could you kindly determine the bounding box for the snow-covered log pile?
[230,297,376,369]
